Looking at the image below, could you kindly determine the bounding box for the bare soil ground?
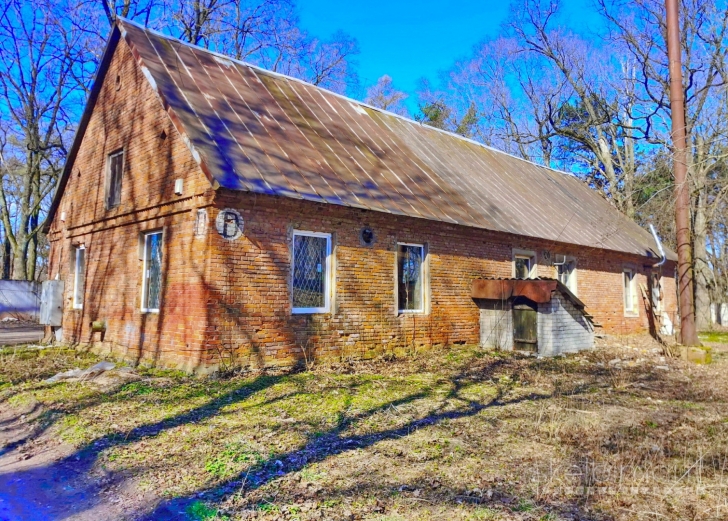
[1,333,727,521]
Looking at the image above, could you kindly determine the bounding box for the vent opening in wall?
[360,227,375,246]
[115,74,121,91]
[159,130,167,141]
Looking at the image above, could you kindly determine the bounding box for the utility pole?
[665,0,698,346]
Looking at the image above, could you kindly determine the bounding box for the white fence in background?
[0,281,41,322]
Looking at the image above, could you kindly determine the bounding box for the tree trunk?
[693,187,712,330]
[11,225,28,281]
[2,234,10,280]
[26,213,38,281]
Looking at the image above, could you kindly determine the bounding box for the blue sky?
[298,0,601,111]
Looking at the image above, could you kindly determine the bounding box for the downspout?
[649,224,666,268]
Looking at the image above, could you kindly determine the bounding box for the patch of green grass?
[539,514,558,521]
[256,502,279,513]
[699,331,728,344]
[513,499,535,512]
[186,500,228,520]
[204,442,264,479]
[299,465,326,481]
[120,382,156,395]
[472,506,501,520]
[57,414,90,444]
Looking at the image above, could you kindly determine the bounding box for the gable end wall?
[47,37,215,371]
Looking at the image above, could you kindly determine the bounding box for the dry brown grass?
[2,336,728,520]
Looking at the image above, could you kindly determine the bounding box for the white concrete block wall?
[538,292,594,356]
[478,291,594,356]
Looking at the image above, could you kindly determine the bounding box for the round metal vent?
[360,227,375,246]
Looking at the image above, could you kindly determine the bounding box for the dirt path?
[0,325,44,346]
[0,404,158,521]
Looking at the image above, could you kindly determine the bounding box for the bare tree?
[429,0,728,327]
[158,0,359,94]
[0,0,97,280]
[364,75,409,116]
[597,0,728,328]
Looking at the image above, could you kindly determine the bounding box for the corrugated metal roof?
[112,19,671,260]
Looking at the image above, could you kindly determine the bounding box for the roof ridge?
[116,16,577,179]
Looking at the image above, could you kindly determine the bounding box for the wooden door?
[513,297,538,352]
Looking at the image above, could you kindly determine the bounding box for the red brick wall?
[47,38,215,371]
[205,190,678,367]
[47,37,678,372]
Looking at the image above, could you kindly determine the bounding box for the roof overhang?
[471,278,586,309]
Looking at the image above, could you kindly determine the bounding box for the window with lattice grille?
[292,231,331,313]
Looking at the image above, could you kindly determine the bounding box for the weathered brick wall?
[538,292,595,356]
[47,37,215,371]
[205,190,677,368]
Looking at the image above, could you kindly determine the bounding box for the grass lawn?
[699,330,728,344]
[1,338,728,520]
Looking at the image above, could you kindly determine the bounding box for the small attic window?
[159,130,167,141]
[115,74,121,91]
[106,149,124,209]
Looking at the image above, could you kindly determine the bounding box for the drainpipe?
[649,224,666,268]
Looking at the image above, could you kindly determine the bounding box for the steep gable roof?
[48,18,672,261]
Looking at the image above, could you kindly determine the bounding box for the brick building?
[45,19,678,372]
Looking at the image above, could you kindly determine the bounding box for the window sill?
[141,309,160,314]
[624,311,639,318]
[398,309,426,315]
[292,308,329,314]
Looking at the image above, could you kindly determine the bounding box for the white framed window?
[141,231,163,312]
[513,249,537,279]
[72,245,85,309]
[292,231,332,314]
[106,149,124,209]
[623,268,637,315]
[397,243,425,313]
[555,255,577,294]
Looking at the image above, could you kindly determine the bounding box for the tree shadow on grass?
[140,366,559,520]
[0,354,613,521]
[0,371,291,520]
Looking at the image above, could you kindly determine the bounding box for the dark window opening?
[106,150,124,209]
[398,244,424,312]
[514,256,531,279]
[73,246,85,309]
